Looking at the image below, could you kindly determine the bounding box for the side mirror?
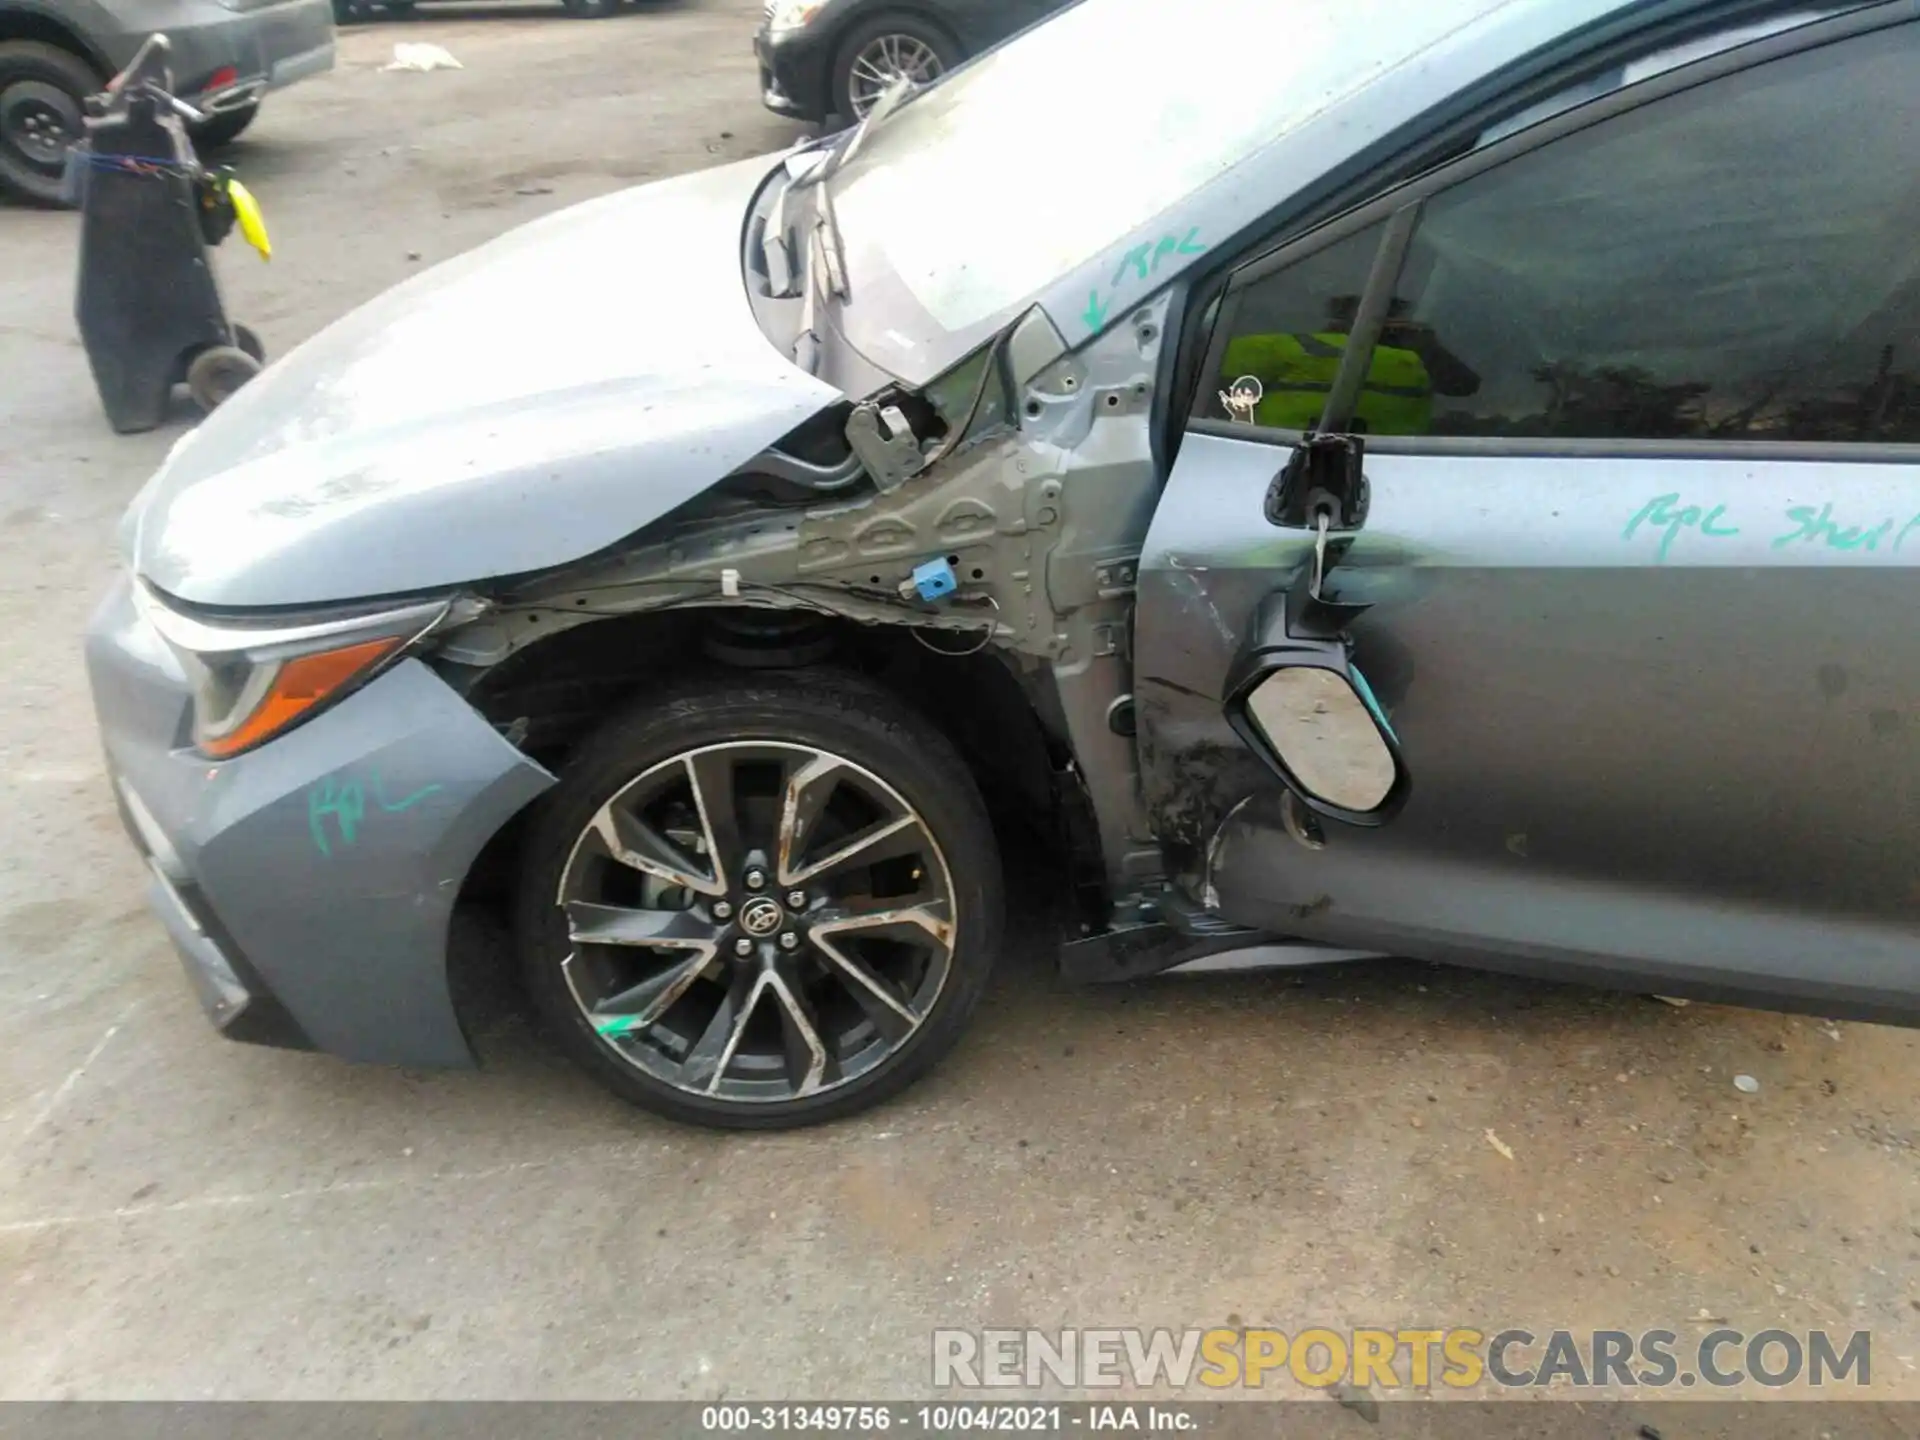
[1223,590,1410,828]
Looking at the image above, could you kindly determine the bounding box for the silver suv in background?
[0,0,334,204]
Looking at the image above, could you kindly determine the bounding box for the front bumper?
[85,575,553,1068]
[754,23,831,122]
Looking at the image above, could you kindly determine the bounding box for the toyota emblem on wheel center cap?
[738,896,783,937]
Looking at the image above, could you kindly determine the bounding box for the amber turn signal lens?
[199,636,402,760]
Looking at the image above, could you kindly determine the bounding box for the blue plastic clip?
[909,558,958,602]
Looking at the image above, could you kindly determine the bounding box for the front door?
[1135,12,1920,1020]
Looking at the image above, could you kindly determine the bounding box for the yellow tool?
[224,178,271,261]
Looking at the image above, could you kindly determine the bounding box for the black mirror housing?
[1265,431,1370,532]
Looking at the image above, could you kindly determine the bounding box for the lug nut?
[779,932,799,950]
[744,868,766,890]
[786,889,807,909]
[712,900,733,920]
[733,937,753,957]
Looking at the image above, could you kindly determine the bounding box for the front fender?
[189,660,556,1065]
[88,573,555,1066]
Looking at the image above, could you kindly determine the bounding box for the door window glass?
[1201,24,1920,444]
[1398,25,1920,442]
[1195,222,1388,431]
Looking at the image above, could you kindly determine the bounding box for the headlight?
[766,0,828,33]
[134,584,458,760]
[185,636,405,758]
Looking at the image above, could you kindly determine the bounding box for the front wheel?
[515,671,1003,1129]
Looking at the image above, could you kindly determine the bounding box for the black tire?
[232,323,266,364]
[381,0,418,12]
[188,103,258,152]
[829,12,959,125]
[186,344,262,411]
[514,669,1003,1129]
[0,41,99,207]
[562,0,617,18]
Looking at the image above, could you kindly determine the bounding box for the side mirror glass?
[1241,664,1402,817]
[1223,593,1410,828]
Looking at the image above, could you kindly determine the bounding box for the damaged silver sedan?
[89,0,1920,1126]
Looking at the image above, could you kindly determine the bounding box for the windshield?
[826,0,1516,378]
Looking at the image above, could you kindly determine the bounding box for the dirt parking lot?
[2,1,1919,1408]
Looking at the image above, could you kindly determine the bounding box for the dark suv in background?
[754,0,1071,123]
[0,0,333,203]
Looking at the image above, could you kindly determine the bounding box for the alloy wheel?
[846,33,943,118]
[556,741,957,1104]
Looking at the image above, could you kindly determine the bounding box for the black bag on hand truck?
[71,34,269,435]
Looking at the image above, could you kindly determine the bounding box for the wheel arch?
[0,9,112,76]
[834,2,966,55]
[442,605,1085,1018]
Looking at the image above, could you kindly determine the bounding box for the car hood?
[133,153,840,609]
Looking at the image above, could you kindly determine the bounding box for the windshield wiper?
[762,178,795,298]
[792,219,825,374]
[829,76,913,176]
[788,151,856,369]
[794,74,913,194]
[794,201,853,372]
[815,183,849,300]
[787,79,915,366]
